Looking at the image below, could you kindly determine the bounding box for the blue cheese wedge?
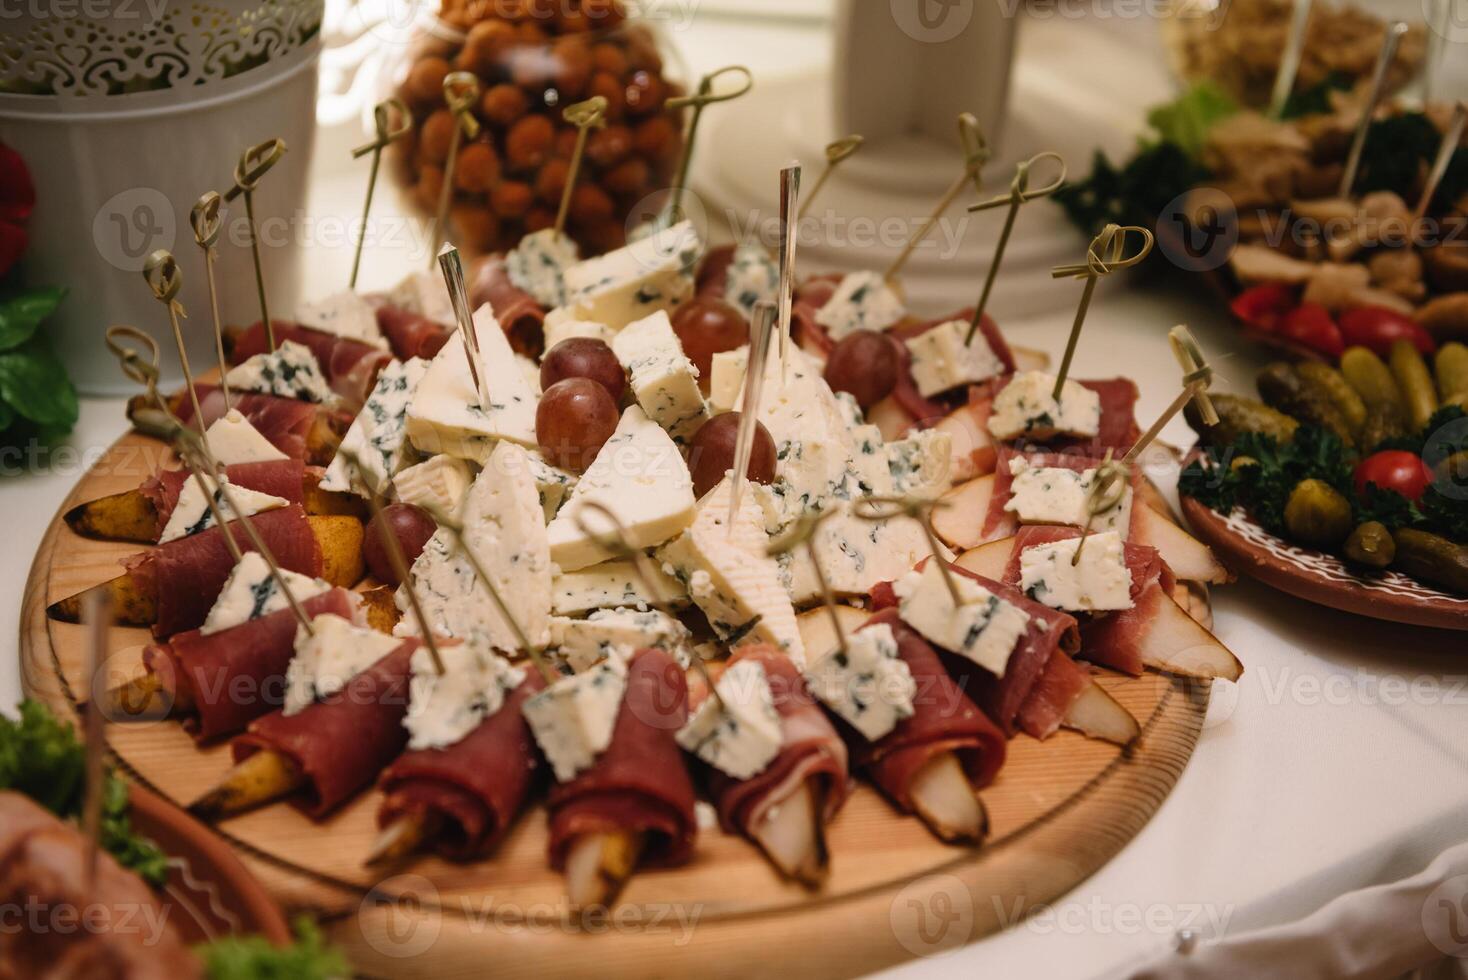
[760,438,853,531]
[1018,529,1134,612]
[388,269,455,325]
[611,310,709,444]
[659,475,805,665]
[887,429,955,500]
[404,640,525,751]
[521,450,577,523]
[321,357,429,498]
[847,424,896,500]
[505,228,580,308]
[723,243,779,319]
[561,220,701,330]
[224,340,335,403]
[675,658,783,780]
[782,502,931,605]
[203,410,288,466]
[546,406,696,571]
[405,310,540,461]
[549,607,693,672]
[398,441,553,651]
[893,562,1031,675]
[1004,456,1133,536]
[542,308,614,351]
[805,622,915,741]
[200,552,332,635]
[522,656,627,782]
[283,613,404,715]
[550,559,689,615]
[157,474,288,543]
[905,319,1005,397]
[814,271,906,341]
[708,346,748,414]
[987,370,1101,442]
[296,289,386,348]
[392,454,474,521]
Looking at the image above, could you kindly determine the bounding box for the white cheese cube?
[987,371,1101,441]
[887,429,955,500]
[404,640,525,751]
[388,269,455,326]
[561,220,700,330]
[204,410,289,466]
[893,562,1031,676]
[295,289,387,348]
[321,357,429,498]
[284,613,403,715]
[158,474,288,543]
[708,346,748,414]
[814,271,906,341]
[549,607,693,673]
[675,658,783,780]
[1018,529,1134,612]
[723,243,779,319]
[392,454,474,521]
[550,559,689,615]
[224,340,335,404]
[522,656,627,782]
[542,308,614,352]
[805,622,915,742]
[1004,457,1133,536]
[200,552,332,636]
[546,406,696,571]
[505,228,580,309]
[904,319,1005,397]
[611,310,709,444]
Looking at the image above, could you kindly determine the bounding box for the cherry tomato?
[1278,303,1344,356]
[1353,450,1433,502]
[1338,306,1436,357]
[1230,283,1296,332]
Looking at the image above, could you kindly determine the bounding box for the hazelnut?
[491,180,535,218]
[455,142,501,193]
[480,84,529,126]
[506,114,556,171]
[405,56,451,105]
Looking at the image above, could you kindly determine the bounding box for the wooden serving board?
[21,430,1213,978]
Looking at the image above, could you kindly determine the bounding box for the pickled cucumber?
[1392,529,1468,596]
[1283,479,1354,548]
[1343,521,1395,569]
[1185,393,1299,446]
[1389,339,1438,430]
[1257,362,1355,445]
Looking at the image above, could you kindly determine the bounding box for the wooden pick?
[852,495,963,608]
[143,249,204,434]
[437,243,490,408]
[432,72,483,263]
[767,510,847,654]
[728,300,777,532]
[1413,101,1467,225]
[557,96,609,236]
[190,193,230,415]
[664,65,754,227]
[351,99,412,289]
[1071,452,1130,566]
[1050,223,1154,399]
[776,165,801,381]
[885,113,989,283]
[798,135,863,221]
[81,589,111,890]
[104,325,169,433]
[223,138,287,352]
[964,151,1067,344]
[1339,21,1410,197]
[1267,0,1314,118]
[1122,324,1217,467]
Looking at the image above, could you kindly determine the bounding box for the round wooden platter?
[22,429,1214,979]
[1180,495,1468,631]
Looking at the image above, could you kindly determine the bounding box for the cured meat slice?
[1014,646,1093,740]
[981,446,1144,543]
[141,459,305,536]
[231,639,417,818]
[378,671,547,859]
[469,255,546,357]
[174,385,323,461]
[377,304,451,361]
[545,648,697,869]
[229,321,392,405]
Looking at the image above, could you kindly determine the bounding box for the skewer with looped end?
[851,495,962,607]
[1338,21,1409,199]
[437,242,490,409]
[1121,324,1218,469]
[190,193,230,415]
[431,72,483,263]
[223,138,287,352]
[964,151,1067,345]
[142,249,203,434]
[776,165,801,380]
[1070,452,1130,567]
[1049,223,1154,400]
[663,65,754,228]
[556,96,609,237]
[797,135,863,221]
[81,590,111,890]
[728,301,777,532]
[885,113,990,284]
[1413,102,1468,228]
[350,99,412,289]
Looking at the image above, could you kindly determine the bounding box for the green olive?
[1342,521,1395,569]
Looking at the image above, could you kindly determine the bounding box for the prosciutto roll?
[140,459,305,538]
[848,609,1008,810]
[703,646,851,837]
[229,321,392,405]
[378,671,547,859]
[376,304,451,361]
[172,385,328,461]
[546,648,697,869]
[123,505,323,638]
[141,588,357,741]
[469,255,546,357]
[231,638,417,818]
[981,446,1144,544]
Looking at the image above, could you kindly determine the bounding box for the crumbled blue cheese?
[1004,457,1133,535]
[893,562,1031,675]
[813,271,906,341]
[321,357,429,498]
[847,424,895,500]
[505,228,580,308]
[675,658,783,780]
[224,340,336,403]
[404,640,526,750]
[522,656,628,782]
[204,410,288,466]
[904,319,1005,397]
[723,243,779,319]
[199,552,332,636]
[611,310,709,445]
[562,220,701,330]
[549,607,693,672]
[392,454,474,522]
[283,613,403,715]
[388,269,455,326]
[157,473,288,543]
[542,308,614,352]
[550,559,689,615]
[295,289,387,348]
[1018,529,1134,612]
[986,371,1101,441]
[805,622,915,742]
[887,429,955,500]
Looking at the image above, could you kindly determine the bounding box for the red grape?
[671,297,748,391]
[536,377,620,471]
[687,412,776,498]
[364,502,437,587]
